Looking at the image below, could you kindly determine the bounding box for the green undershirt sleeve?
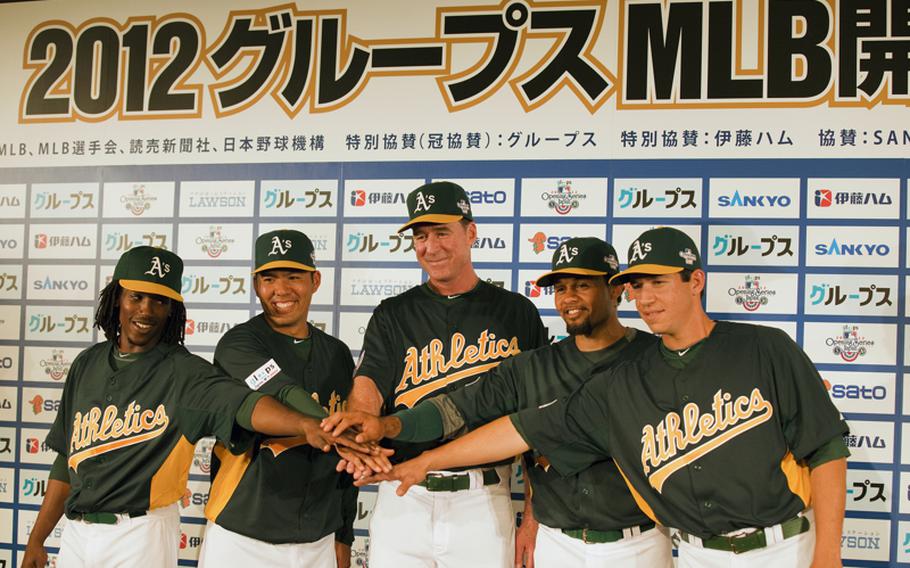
[276,385,328,418]
[391,402,445,443]
[49,453,68,482]
[806,434,850,469]
[234,392,268,431]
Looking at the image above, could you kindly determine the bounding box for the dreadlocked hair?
[94,281,187,345]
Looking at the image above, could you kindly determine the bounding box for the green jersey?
[512,322,849,538]
[46,341,252,517]
[357,280,547,463]
[441,328,657,531]
[206,315,356,545]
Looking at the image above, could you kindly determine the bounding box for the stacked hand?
[321,411,430,494]
[301,415,394,473]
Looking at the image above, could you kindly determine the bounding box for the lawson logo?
[716,191,792,208]
[814,240,890,256]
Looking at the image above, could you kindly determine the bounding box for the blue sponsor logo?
[830,384,886,400]
[814,239,890,256]
[716,191,791,208]
[467,190,507,204]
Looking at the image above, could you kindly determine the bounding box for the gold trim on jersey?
[261,436,310,457]
[149,436,195,509]
[641,388,774,493]
[393,330,520,408]
[206,444,254,522]
[614,460,660,525]
[68,402,169,471]
[780,452,811,508]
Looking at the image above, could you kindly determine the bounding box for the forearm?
[810,458,846,565]
[27,478,69,546]
[422,416,530,471]
[348,376,383,414]
[249,395,313,436]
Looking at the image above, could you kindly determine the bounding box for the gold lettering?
[394,330,523,396]
[640,388,775,492]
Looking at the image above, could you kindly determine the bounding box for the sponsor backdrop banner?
[0,0,907,566]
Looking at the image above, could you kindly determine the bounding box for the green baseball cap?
[397,181,474,233]
[113,246,184,302]
[254,229,316,274]
[536,237,620,287]
[610,227,702,284]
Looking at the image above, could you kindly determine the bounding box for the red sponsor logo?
[26,438,40,453]
[350,190,366,207]
[815,189,832,207]
[34,234,48,249]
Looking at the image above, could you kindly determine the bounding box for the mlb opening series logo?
[727,275,775,312]
[826,325,874,362]
[540,180,585,215]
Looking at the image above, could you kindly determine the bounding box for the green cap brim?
[119,279,184,303]
[609,264,683,285]
[253,260,316,274]
[536,268,610,288]
[397,213,465,233]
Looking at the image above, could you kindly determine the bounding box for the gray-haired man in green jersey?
[325,237,672,568]
[342,227,850,568]
[22,246,374,568]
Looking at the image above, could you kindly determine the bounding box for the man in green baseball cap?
[609,226,701,285]
[24,246,376,568]
[200,228,360,568]
[325,237,672,568]
[341,179,546,567]
[348,225,848,568]
[397,180,473,233]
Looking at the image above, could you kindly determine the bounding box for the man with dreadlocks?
[21,246,380,568]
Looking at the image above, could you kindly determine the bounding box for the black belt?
[562,521,656,544]
[677,515,810,554]
[70,511,147,525]
[417,469,500,492]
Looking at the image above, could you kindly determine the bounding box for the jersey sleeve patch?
[245,359,281,390]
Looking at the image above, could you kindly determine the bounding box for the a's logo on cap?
[413,192,435,213]
[605,255,619,270]
[310,251,316,263]
[456,199,470,215]
[556,244,578,265]
[630,240,652,262]
[679,248,697,265]
[145,256,170,278]
[269,236,291,256]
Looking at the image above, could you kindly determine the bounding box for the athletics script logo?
[640,388,773,492]
[68,402,169,471]
[394,330,520,408]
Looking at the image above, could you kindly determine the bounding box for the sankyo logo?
[814,239,890,256]
[716,191,791,207]
[727,275,775,312]
[826,325,874,362]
